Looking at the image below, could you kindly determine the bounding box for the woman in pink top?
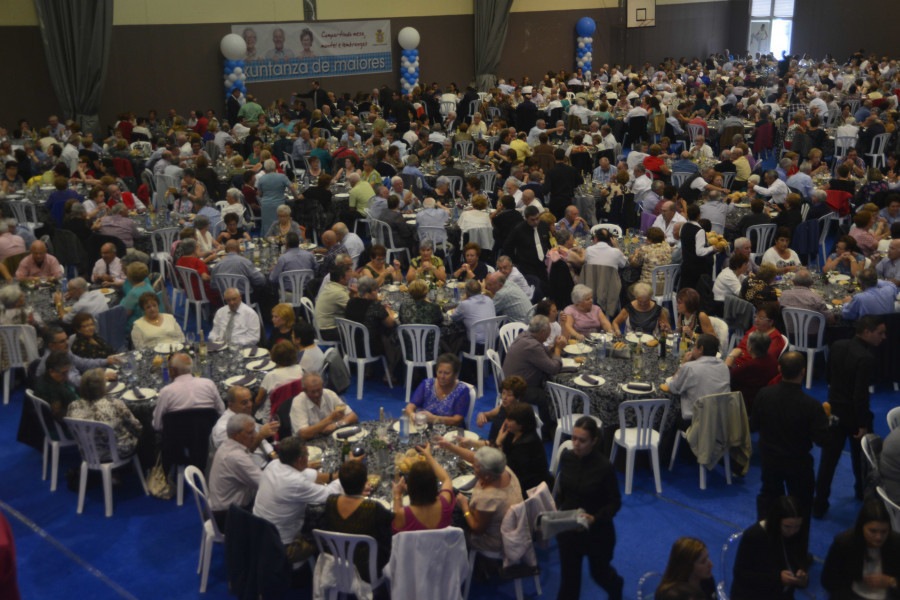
[391,443,456,533]
[561,284,615,340]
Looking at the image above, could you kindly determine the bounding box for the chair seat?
[614,428,661,448]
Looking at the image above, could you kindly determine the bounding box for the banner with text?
[232,20,392,83]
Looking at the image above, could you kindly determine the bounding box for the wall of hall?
[3,0,750,130]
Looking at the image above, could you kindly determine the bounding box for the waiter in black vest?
[679,201,721,290]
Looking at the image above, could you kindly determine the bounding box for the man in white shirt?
[516,189,544,214]
[689,134,714,159]
[631,164,653,198]
[666,333,731,421]
[505,177,523,206]
[332,222,364,262]
[253,437,343,562]
[208,413,271,528]
[209,288,261,347]
[54,278,108,324]
[625,101,649,123]
[91,243,125,287]
[713,253,749,301]
[599,125,617,151]
[289,372,358,438]
[751,169,790,205]
[585,228,627,268]
[153,353,225,430]
[210,386,278,464]
[835,116,859,141]
[60,136,80,174]
[651,201,688,244]
[526,119,546,146]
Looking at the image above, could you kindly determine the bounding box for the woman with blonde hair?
[266,303,295,349]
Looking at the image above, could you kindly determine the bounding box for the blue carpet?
[3,368,897,600]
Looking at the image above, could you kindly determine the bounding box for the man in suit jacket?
[515,94,538,133]
[491,195,524,254]
[226,88,242,129]
[460,87,480,123]
[503,205,551,283]
[543,148,584,218]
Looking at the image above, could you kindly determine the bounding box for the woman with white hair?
[611,282,670,335]
[256,158,296,234]
[561,284,615,340]
[265,204,305,243]
[193,214,221,255]
[67,368,143,460]
[406,238,447,283]
[454,446,522,554]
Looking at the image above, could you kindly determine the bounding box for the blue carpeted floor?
[2,365,897,600]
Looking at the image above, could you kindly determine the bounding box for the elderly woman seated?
[452,242,490,281]
[406,238,447,283]
[454,447,522,554]
[729,330,779,408]
[0,284,42,329]
[561,284,615,341]
[612,282,671,335]
[70,313,116,359]
[175,238,220,305]
[457,194,492,233]
[67,368,143,460]
[631,227,672,286]
[131,292,186,350]
[265,204,305,243]
[216,212,252,245]
[404,353,470,427]
[740,262,779,310]
[193,214,222,256]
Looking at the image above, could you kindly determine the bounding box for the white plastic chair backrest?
[454,141,474,159]
[26,389,74,445]
[465,383,477,429]
[708,316,729,356]
[418,225,449,246]
[63,417,123,466]
[876,487,900,533]
[671,172,692,188]
[387,527,467,599]
[176,265,210,302]
[320,347,338,385]
[499,322,526,355]
[184,465,223,539]
[9,201,37,224]
[636,571,663,600]
[467,316,505,355]
[151,227,180,256]
[335,318,373,361]
[651,264,680,301]
[782,308,825,350]
[485,349,504,405]
[312,529,379,592]
[212,273,252,304]
[546,382,590,434]
[861,436,877,470]
[717,531,743,600]
[746,223,776,256]
[478,170,497,192]
[164,257,183,294]
[1,324,40,367]
[300,296,317,326]
[721,172,735,190]
[445,176,464,197]
[888,407,900,432]
[591,223,623,238]
[687,123,704,142]
[617,399,669,449]
[551,440,574,498]
[397,324,440,366]
[869,133,890,155]
[278,269,313,304]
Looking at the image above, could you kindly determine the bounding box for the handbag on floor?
[147,453,174,499]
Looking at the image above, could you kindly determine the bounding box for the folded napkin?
[107,381,120,393]
[248,360,270,370]
[335,426,361,439]
[581,375,599,385]
[207,341,226,352]
[247,347,265,358]
[131,387,146,399]
[625,382,652,391]
[231,374,255,387]
[538,509,591,540]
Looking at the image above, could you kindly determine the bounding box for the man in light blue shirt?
[875,240,900,285]
[592,157,617,183]
[339,124,362,146]
[556,205,589,236]
[842,268,898,320]
[786,161,815,199]
[368,184,389,221]
[213,240,267,289]
[671,151,699,175]
[879,197,900,228]
[486,272,532,323]
[291,129,312,161]
[451,279,497,344]
[269,232,317,287]
[415,197,451,241]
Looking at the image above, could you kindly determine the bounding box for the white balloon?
[240,73,247,81]
[413,60,419,68]
[401,59,410,67]
[587,37,593,43]
[228,74,237,83]
[398,27,420,50]
[407,66,415,74]
[578,42,585,49]
[577,60,584,67]
[234,67,243,75]
[220,33,247,61]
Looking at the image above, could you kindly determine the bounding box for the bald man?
[92,242,125,286]
[153,353,224,430]
[15,240,63,282]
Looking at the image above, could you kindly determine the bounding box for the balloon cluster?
[220,33,248,99]
[575,17,596,78]
[397,27,421,94]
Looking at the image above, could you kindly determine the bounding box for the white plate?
[561,357,579,369]
[829,274,851,282]
[621,383,655,394]
[565,343,592,355]
[300,243,317,250]
[443,429,479,442]
[242,347,269,359]
[154,342,184,354]
[106,382,126,395]
[331,427,368,443]
[106,368,117,377]
[384,284,400,292]
[247,360,276,371]
[588,333,607,341]
[733,203,751,208]
[391,420,426,435]
[307,446,323,462]
[98,287,116,295]
[625,332,655,345]
[224,374,258,387]
[574,375,605,387]
[121,388,158,401]
[452,474,477,491]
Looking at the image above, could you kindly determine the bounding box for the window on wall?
[748,0,794,58]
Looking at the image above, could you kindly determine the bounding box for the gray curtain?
[474,0,514,92]
[33,0,113,137]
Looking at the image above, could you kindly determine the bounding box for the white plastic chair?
[1,324,40,405]
[464,383,477,431]
[687,124,705,144]
[299,297,340,351]
[445,176,464,199]
[485,349,504,408]
[477,170,497,193]
[183,465,225,593]
[671,172,692,188]
[162,256,184,314]
[312,529,385,600]
[371,219,411,265]
[211,273,261,319]
[454,140,474,159]
[546,382,602,473]
[782,308,827,389]
[385,528,469,600]
[717,531,743,600]
[611,398,669,494]
[397,325,441,404]
[150,228,179,274]
[833,136,856,162]
[498,322,526,357]
[651,264,680,326]
[746,224,776,264]
[591,223,623,238]
[7,200,42,233]
[550,440,574,499]
[63,417,149,517]
[335,318,393,400]
[669,392,742,490]
[175,265,210,331]
[636,571,662,600]
[278,269,314,307]
[866,133,891,169]
[861,436,878,471]
[877,487,900,533]
[440,101,456,117]
[461,316,505,398]
[888,407,900,432]
[26,390,78,492]
[708,316,730,357]
[817,213,838,270]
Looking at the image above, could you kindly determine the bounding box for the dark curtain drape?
[474,0,514,92]
[33,0,113,136]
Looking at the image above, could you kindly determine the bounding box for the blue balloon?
[576,17,596,36]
